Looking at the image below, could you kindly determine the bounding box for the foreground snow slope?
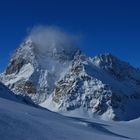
[0,95,140,140]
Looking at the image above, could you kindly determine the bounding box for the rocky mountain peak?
[0,37,81,104]
[92,53,127,69]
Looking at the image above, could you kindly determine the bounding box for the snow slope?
[0,94,140,140]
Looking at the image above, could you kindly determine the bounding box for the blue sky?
[0,0,140,72]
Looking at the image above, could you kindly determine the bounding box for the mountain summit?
[0,38,79,103]
[1,38,140,121]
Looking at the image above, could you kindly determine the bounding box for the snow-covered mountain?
[1,38,140,121]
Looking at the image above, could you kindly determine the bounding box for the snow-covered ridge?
[92,53,140,82]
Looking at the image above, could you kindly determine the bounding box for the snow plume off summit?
[27,26,79,55]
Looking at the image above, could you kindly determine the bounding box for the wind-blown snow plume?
[27,25,78,53]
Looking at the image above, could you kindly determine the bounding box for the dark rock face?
[23,81,36,94]
[6,59,25,75]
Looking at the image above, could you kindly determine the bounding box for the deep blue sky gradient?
[0,0,140,72]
